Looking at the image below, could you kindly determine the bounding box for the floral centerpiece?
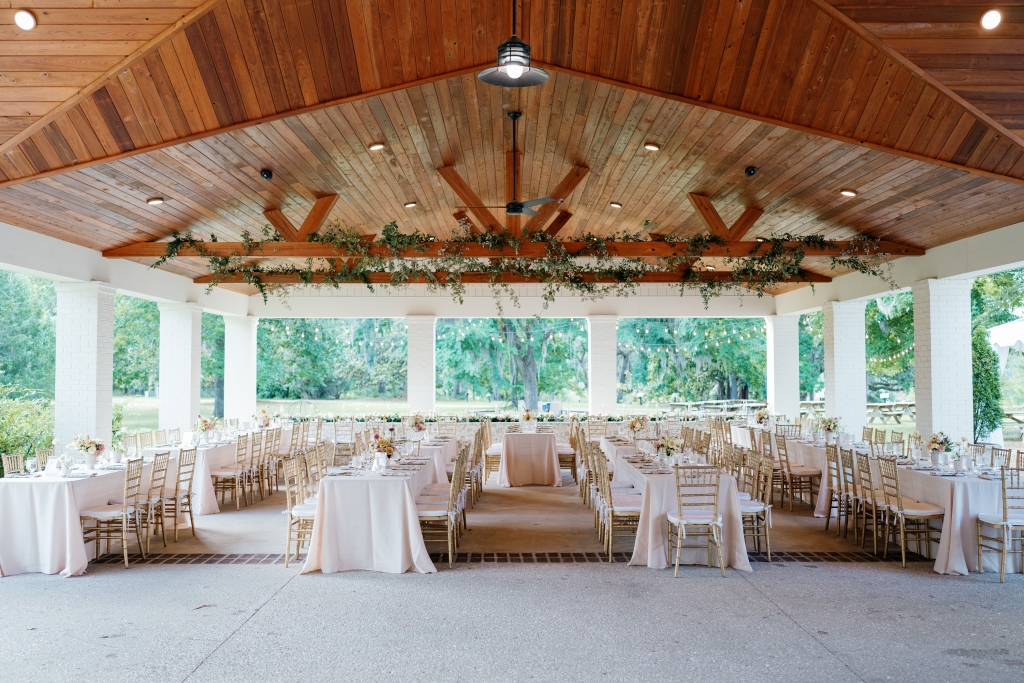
[819,417,840,432]
[660,434,683,455]
[412,414,427,432]
[926,432,953,453]
[754,409,771,425]
[627,415,650,433]
[68,434,105,470]
[373,435,396,458]
[253,409,271,428]
[521,408,537,422]
[193,415,218,443]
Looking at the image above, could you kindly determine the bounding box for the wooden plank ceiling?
[828,0,1024,142]
[0,0,214,147]
[0,0,1022,288]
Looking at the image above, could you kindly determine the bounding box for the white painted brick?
[158,302,202,432]
[588,315,618,414]
[823,300,867,434]
[766,315,800,421]
[913,278,973,439]
[407,315,435,414]
[224,315,258,420]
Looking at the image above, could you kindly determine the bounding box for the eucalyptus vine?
[151,221,894,309]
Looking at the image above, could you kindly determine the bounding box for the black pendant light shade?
[478,2,549,88]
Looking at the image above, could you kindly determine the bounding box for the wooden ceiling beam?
[452,211,481,234]
[523,165,590,233]
[437,166,503,232]
[727,208,764,241]
[193,270,833,285]
[545,211,574,237]
[687,193,731,240]
[262,195,338,242]
[103,239,924,259]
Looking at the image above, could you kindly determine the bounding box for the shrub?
[0,384,54,475]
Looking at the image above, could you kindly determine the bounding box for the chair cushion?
[888,499,944,517]
[290,504,317,518]
[667,511,722,525]
[210,469,239,477]
[485,444,503,456]
[557,444,575,455]
[417,504,450,517]
[610,496,643,511]
[740,501,766,514]
[737,491,752,501]
[160,487,190,499]
[979,512,1024,527]
[788,466,820,477]
[421,484,451,494]
[81,504,134,519]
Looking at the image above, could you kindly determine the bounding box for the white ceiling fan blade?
[521,207,539,216]
[520,197,554,207]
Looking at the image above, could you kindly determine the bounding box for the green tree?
[202,313,224,416]
[0,272,55,396]
[973,325,1003,442]
[112,295,159,395]
[865,293,915,401]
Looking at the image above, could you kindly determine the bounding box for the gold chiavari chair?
[212,434,249,509]
[283,458,316,568]
[587,417,609,442]
[878,456,945,567]
[964,443,987,465]
[990,447,1012,468]
[747,425,760,453]
[162,446,197,541]
[35,447,52,472]
[81,457,146,566]
[740,452,773,560]
[775,433,820,511]
[138,430,154,451]
[597,452,641,562]
[3,452,24,475]
[1016,450,1024,469]
[823,445,843,534]
[284,421,303,457]
[299,420,312,448]
[121,433,138,457]
[111,452,169,552]
[668,465,724,577]
[978,467,1024,582]
[436,420,458,439]
[332,420,355,465]
[854,452,886,554]
[890,431,905,457]
[775,423,800,438]
[873,428,887,446]
[311,418,324,445]
[861,426,874,444]
[765,438,783,508]
[154,429,168,446]
[168,427,181,444]
[416,445,467,567]
[838,447,858,540]
[249,429,265,501]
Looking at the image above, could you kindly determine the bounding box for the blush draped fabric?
[498,433,561,487]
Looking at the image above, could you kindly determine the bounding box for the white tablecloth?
[302,461,441,574]
[615,457,751,572]
[417,438,458,482]
[498,433,560,487]
[599,437,635,473]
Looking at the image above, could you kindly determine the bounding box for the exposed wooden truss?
[687,194,765,242]
[263,195,338,242]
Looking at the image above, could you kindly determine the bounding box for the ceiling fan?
[457,111,554,217]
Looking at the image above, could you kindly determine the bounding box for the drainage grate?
[91,549,929,566]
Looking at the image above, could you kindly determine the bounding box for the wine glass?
[26,458,37,475]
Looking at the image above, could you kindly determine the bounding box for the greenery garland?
[151,221,894,309]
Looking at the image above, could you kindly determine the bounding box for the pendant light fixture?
[478,0,549,88]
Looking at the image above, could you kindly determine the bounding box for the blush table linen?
[301,461,441,574]
[614,457,751,572]
[417,437,459,481]
[498,433,561,487]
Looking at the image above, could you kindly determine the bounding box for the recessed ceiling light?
[705,265,716,271]
[404,201,417,208]
[756,237,766,243]
[609,202,623,208]
[14,10,36,31]
[840,189,857,197]
[982,9,1001,29]
[644,143,661,151]
[368,143,385,151]
[146,197,164,205]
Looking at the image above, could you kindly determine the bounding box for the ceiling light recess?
[146,197,165,205]
[14,10,36,31]
[368,143,385,151]
[840,189,857,197]
[404,201,417,208]
[609,201,623,209]
[644,143,661,151]
[478,0,548,87]
[981,9,1001,29]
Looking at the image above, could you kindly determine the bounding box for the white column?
[406,315,436,414]
[588,315,618,414]
[55,282,115,447]
[766,314,801,422]
[823,300,867,435]
[224,315,258,421]
[913,278,973,439]
[158,302,202,432]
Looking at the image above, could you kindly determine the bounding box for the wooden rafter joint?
[103,239,924,260]
[687,193,763,241]
[263,195,339,242]
[193,269,833,285]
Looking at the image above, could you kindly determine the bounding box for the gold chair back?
[2,452,24,474]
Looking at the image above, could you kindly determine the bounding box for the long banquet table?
[141,442,235,516]
[614,455,751,572]
[498,433,560,487]
[301,458,442,574]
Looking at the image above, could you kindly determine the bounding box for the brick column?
[406,315,436,414]
[913,278,973,439]
[823,300,867,436]
[55,282,115,447]
[158,302,202,432]
[766,314,801,422]
[588,315,618,414]
[223,315,258,422]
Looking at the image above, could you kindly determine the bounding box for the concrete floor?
[3,472,1024,682]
